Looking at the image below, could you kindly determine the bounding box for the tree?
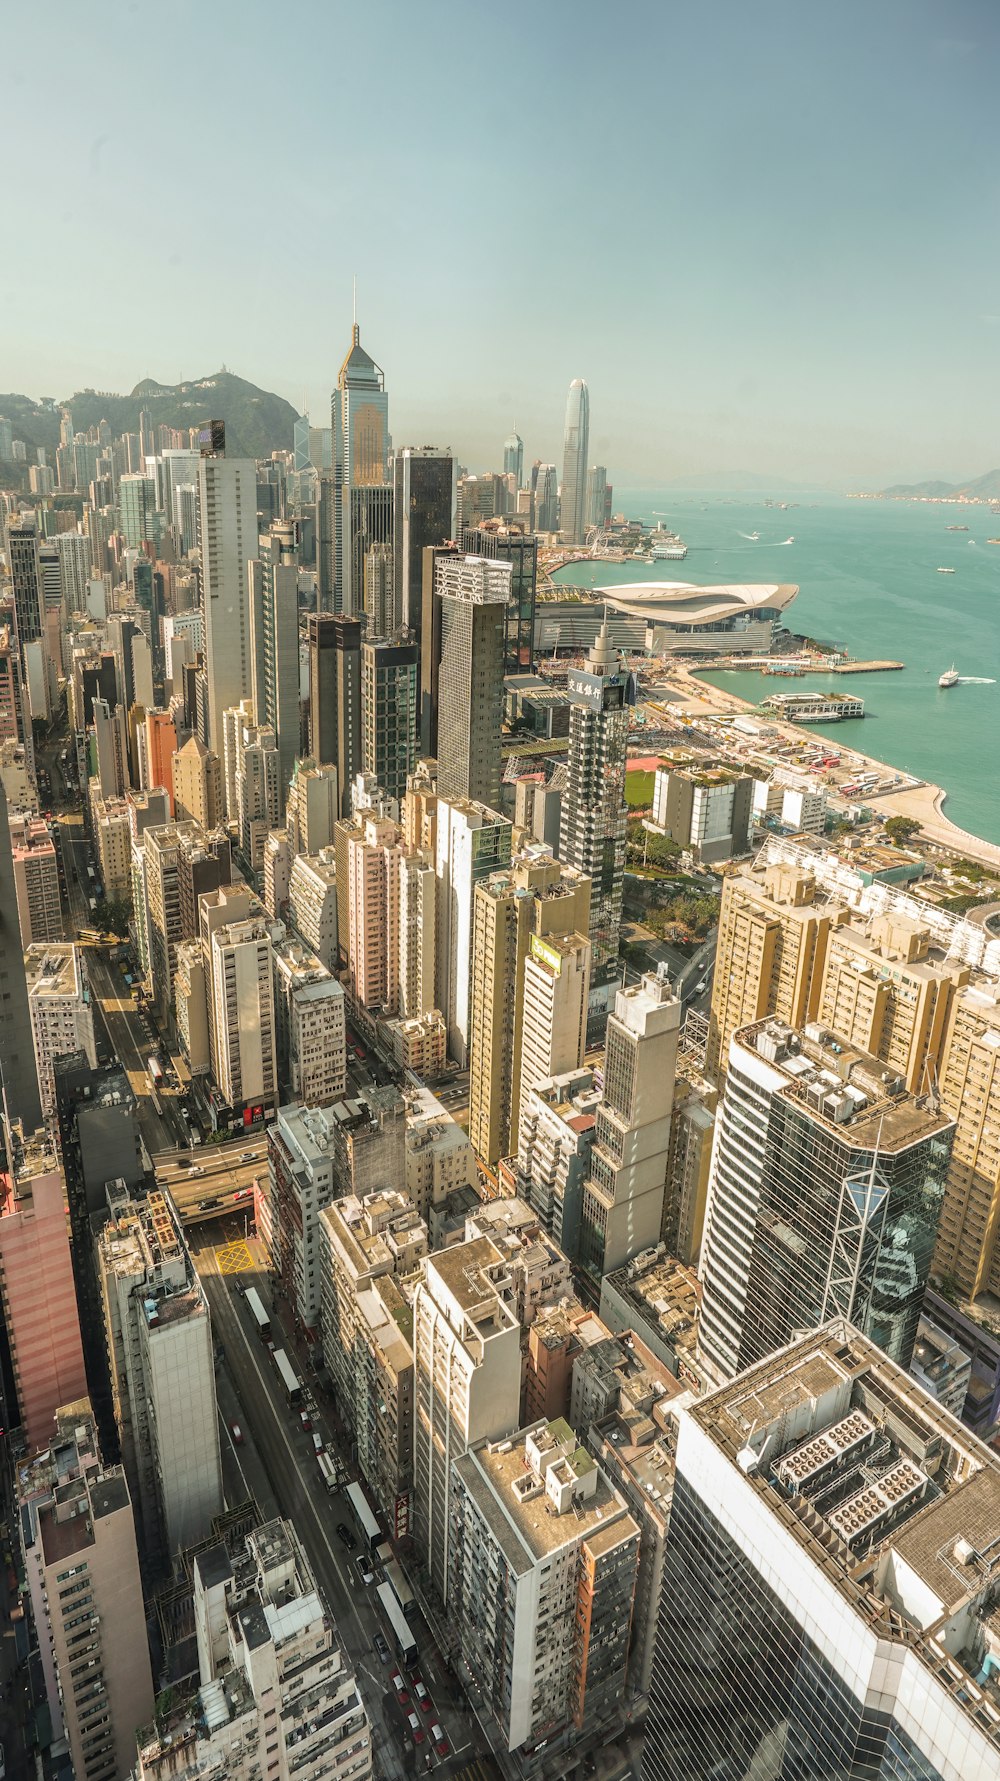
[883,815,920,845]
[100,895,132,938]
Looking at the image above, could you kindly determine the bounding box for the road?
[193,1228,485,1781]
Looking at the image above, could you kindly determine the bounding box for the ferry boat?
[938,666,959,689]
[946,525,969,532]
[649,540,687,560]
[936,566,955,574]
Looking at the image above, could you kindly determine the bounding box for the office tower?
[92,694,127,797]
[662,1056,718,1266]
[285,757,339,854]
[816,912,967,1095]
[172,733,222,829]
[293,412,311,469]
[362,634,418,803]
[469,852,591,1167]
[559,617,631,973]
[158,447,201,526]
[136,1521,372,1781]
[54,529,93,617]
[652,760,754,863]
[319,1190,426,1532]
[935,980,1000,1299]
[393,445,454,637]
[331,322,391,615]
[412,1238,522,1600]
[0,1145,87,1452]
[98,1184,223,1558]
[143,822,232,1024]
[138,404,154,459]
[534,462,558,532]
[707,860,847,1082]
[518,929,591,1118]
[436,553,510,807]
[197,448,257,748]
[362,538,393,636]
[0,414,12,458]
[503,426,524,486]
[9,811,62,946]
[516,1066,600,1258]
[5,511,43,669]
[450,1419,639,1771]
[119,472,158,549]
[144,708,177,808]
[223,700,279,870]
[435,796,513,1067]
[288,849,339,969]
[643,1320,1000,1781]
[461,517,538,674]
[27,1410,154,1781]
[306,612,361,813]
[579,971,681,1286]
[560,378,590,543]
[347,812,406,1015]
[419,540,461,757]
[249,518,301,809]
[699,1018,953,1383]
[398,849,437,1017]
[201,884,279,1126]
[586,463,608,529]
[273,950,346,1105]
[25,944,98,1116]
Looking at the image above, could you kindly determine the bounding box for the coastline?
[670,662,1000,871]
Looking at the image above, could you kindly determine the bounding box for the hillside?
[881,468,1000,500]
[0,371,300,463]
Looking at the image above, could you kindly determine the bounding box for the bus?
[376,1581,417,1667]
[345,1480,381,1553]
[245,1288,271,1341]
[384,1557,417,1621]
[317,1451,338,1494]
[273,1348,303,1408]
[147,1055,163,1085]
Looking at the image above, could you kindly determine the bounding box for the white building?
[516,1066,601,1261]
[198,453,257,751]
[290,976,347,1105]
[288,849,339,970]
[518,931,590,1121]
[201,885,280,1126]
[25,943,97,1115]
[268,1102,339,1332]
[435,795,512,1067]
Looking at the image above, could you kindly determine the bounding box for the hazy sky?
[4,0,998,487]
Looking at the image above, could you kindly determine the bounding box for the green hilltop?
[0,370,301,464]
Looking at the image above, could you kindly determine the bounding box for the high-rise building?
[436,553,510,808]
[361,634,418,804]
[435,796,513,1067]
[412,1238,522,1601]
[200,884,279,1127]
[579,970,681,1286]
[652,760,754,864]
[516,1065,601,1259]
[306,610,338,763]
[398,848,437,1018]
[393,445,455,638]
[5,512,43,669]
[331,323,391,616]
[586,463,609,529]
[347,812,402,1014]
[0,1144,87,1452]
[643,1320,1000,1781]
[9,811,62,946]
[699,1017,954,1383]
[285,757,339,854]
[249,518,301,809]
[24,1408,154,1781]
[135,1519,372,1781]
[469,851,591,1167]
[816,911,967,1095]
[171,734,222,830]
[503,427,524,487]
[935,979,1000,1298]
[25,944,98,1116]
[362,538,393,636]
[533,462,558,532]
[225,701,280,871]
[288,848,339,969]
[306,613,361,815]
[560,378,590,544]
[559,617,632,974]
[143,821,232,1024]
[450,1418,640,1774]
[98,1184,223,1558]
[461,517,538,675]
[197,449,257,749]
[419,541,461,758]
[118,473,158,550]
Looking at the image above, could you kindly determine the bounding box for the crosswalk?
[449,1760,502,1781]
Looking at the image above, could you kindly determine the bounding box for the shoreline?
[670,662,1000,871]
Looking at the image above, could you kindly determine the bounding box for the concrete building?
[559,618,631,975]
[347,812,402,1014]
[288,848,339,969]
[361,634,418,803]
[91,794,133,900]
[449,1417,639,1774]
[817,912,968,1096]
[435,553,510,808]
[0,1144,88,1453]
[0,793,43,1136]
[285,757,339,855]
[599,1246,705,1393]
[435,795,513,1068]
[172,734,222,830]
[643,1321,1000,1781]
[699,1018,954,1384]
[135,1519,371,1781]
[936,979,1000,1299]
[143,822,231,1025]
[24,1406,154,1781]
[413,1237,522,1601]
[271,935,346,1105]
[224,699,279,871]
[25,943,97,1116]
[10,811,62,944]
[404,1084,478,1220]
[249,520,301,808]
[201,885,279,1127]
[516,1065,601,1260]
[464,1195,574,1328]
[462,519,538,677]
[268,1102,340,1333]
[910,1313,973,1420]
[97,1183,223,1559]
[262,827,292,917]
[398,848,436,1017]
[198,450,257,750]
[661,1061,718,1267]
[651,761,754,863]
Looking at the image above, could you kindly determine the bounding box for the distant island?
[853,467,1000,502]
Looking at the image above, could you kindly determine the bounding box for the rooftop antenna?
[353,274,357,326]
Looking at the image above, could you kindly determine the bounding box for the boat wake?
[958,677,996,686]
[775,536,795,545]
[737,531,758,541]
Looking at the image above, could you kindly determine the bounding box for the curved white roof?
[597,581,799,624]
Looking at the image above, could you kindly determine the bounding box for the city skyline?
[3,2,997,486]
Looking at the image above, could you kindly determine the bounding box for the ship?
[936,566,956,574]
[938,666,959,688]
[946,525,969,532]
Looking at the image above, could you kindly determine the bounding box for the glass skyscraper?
[560,378,589,544]
[331,323,391,617]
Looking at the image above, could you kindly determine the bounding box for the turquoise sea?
[552,495,1000,845]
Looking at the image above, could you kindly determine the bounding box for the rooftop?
[602,1247,701,1368]
[466,1419,637,1561]
[24,943,85,1001]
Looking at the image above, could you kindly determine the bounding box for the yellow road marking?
[216,1239,253,1275]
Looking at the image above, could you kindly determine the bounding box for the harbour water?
[552,494,1000,844]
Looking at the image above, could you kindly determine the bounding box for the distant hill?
[881,468,1000,500]
[0,371,299,462]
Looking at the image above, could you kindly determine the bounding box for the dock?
[701,656,904,675]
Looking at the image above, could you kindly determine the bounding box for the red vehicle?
[412,1680,432,1714]
[390,1670,409,1705]
[230,1422,244,1445]
[406,1713,424,1746]
[431,1725,449,1757]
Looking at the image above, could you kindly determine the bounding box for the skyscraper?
[331,322,391,615]
[586,464,609,529]
[560,377,590,544]
[435,553,510,809]
[435,797,513,1067]
[503,427,524,486]
[0,790,43,1139]
[559,616,631,974]
[362,635,418,804]
[249,519,301,811]
[461,518,538,674]
[5,512,43,673]
[534,463,559,533]
[393,445,455,638]
[198,446,257,749]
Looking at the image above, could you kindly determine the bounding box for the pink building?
[0,1160,88,1453]
[347,814,401,1014]
[0,623,23,743]
[145,709,178,815]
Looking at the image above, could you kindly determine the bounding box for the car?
[373,1632,390,1663]
[413,1680,431,1713]
[407,1713,424,1745]
[355,1553,374,1584]
[239,1150,257,1162]
[299,1408,313,1433]
[336,1523,357,1549]
[311,1431,325,1456]
[431,1725,449,1758]
[390,1671,409,1705]
[190,1166,205,1177]
[230,1422,243,1445]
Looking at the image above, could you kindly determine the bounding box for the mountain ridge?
[880,468,1000,500]
[0,370,299,463]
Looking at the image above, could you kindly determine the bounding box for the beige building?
[174,939,211,1073]
[288,848,338,969]
[171,733,222,830]
[25,943,97,1115]
[142,821,231,1023]
[398,848,437,1016]
[404,1083,478,1219]
[817,911,967,1095]
[91,793,133,899]
[518,930,590,1123]
[935,980,1000,1298]
[201,885,280,1124]
[347,812,402,1013]
[386,1008,447,1080]
[285,757,339,855]
[662,1063,718,1267]
[10,812,62,943]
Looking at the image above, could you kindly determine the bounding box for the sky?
[3,0,999,489]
